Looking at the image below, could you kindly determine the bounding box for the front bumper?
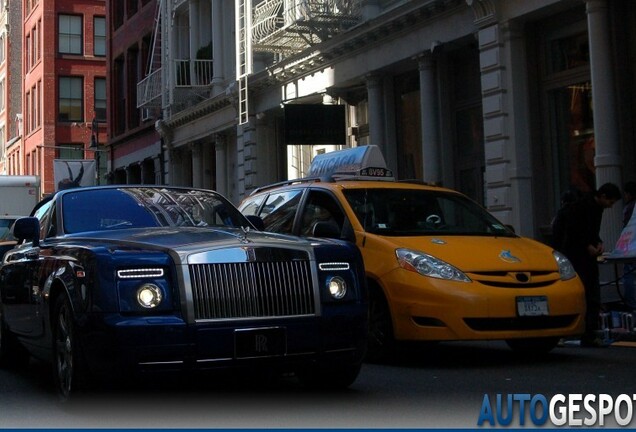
[383,268,586,342]
[80,308,367,375]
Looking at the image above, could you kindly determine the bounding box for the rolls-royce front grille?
[189,261,315,320]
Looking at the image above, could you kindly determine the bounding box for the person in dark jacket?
[553,182,621,347]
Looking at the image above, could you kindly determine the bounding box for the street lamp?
[89,118,100,185]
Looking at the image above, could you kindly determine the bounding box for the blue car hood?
[64,227,307,249]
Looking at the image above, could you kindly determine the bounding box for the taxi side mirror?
[245,215,265,231]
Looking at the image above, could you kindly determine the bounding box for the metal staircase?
[137,0,163,110]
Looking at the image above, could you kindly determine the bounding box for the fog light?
[327,276,347,299]
[137,284,163,308]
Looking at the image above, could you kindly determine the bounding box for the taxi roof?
[249,145,456,196]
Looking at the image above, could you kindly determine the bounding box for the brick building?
[4,0,106,194]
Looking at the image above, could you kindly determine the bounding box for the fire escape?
[235,0,360,123]
[137,0,215,116]
[252,0,361,55]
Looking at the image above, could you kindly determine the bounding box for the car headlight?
[137,283,163,308]
[327,276,347,299]
[553,251,577,280]
[396,248,471,282]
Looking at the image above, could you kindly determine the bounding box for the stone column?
[215,134,227,197]
[418,53,441,185]
[366,74,385,152]
[586,0,623,247]
[191,143,203,188]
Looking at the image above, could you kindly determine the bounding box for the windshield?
[62,188,251,234]
[343,188,515,237]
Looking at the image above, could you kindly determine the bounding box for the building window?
[94,78,106,121]
[59,15,83,55]
[0,35,5,64]
[57,144,84,159]
[59,77,84,122]
[0,79,5,113]
[94,17,106,57]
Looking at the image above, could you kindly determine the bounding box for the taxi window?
[299,190,345,237]
[260,190,302,234]
[240,195,265,216]
[343,188,513,237]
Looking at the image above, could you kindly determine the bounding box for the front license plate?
[516,296,549,317]
[235,327,286,359]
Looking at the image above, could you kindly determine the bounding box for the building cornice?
[250,0,465,92]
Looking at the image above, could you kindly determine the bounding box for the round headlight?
[327,276,347,299]
[137,283,163,308]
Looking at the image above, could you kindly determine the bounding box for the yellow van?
[239,146,585,360]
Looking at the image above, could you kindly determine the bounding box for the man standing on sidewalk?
[553,183,621,347]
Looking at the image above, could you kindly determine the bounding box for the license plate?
[516,296,549,317]
[235,327,286,359]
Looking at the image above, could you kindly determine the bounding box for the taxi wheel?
[505,337,560,355]
[366,288,395,363]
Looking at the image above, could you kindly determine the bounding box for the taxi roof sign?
[307,145,394,181]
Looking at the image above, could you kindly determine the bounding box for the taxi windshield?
[343,188,515,237]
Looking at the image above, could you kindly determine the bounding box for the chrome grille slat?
[189,260,315,320]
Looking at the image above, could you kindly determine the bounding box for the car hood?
[65,227,312,252]
[381,235,558,272]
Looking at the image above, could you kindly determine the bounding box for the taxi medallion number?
[516,296,549,316]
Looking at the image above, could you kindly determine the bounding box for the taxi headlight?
[396,248,471,282]
[553,251,577,280]
[137,283,163,308]
[327,276,347,299]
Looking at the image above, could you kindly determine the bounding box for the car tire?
[298,362,362,390]
[52,295,89,402]
[366,287,396,363]
[0,314,30,368]
[505,337,560,355]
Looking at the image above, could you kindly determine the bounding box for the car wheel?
[0,315,30,368]
[506,337,560,354]
[298,362,362,390]
[366,287,395,363]
[52,295,88,401]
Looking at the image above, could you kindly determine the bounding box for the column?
[586,0,623,246]
[215,134,227,197]
[211,0,224,95]
[418,53,441,185]
[366,74,384,152]
[192,143,203,188]
[202,142,213,190]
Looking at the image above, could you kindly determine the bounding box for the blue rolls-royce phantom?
[0,186,367,400]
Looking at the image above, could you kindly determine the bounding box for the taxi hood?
[383,235,558,272]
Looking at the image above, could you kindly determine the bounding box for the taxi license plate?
[516,296,549,317]
[235,327,286,359]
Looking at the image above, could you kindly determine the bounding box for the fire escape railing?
[252,0,361,55]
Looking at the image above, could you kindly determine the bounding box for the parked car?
[239,145,586,360]
[0,186,367,399]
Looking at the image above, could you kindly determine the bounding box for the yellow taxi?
[239,146,585,360]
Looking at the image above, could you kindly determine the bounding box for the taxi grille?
[469,270,561,288]
[189,261,315,320]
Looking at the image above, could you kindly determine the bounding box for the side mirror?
[12,217,40,247]
[312,221,341,239]
[245,215,265,231]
